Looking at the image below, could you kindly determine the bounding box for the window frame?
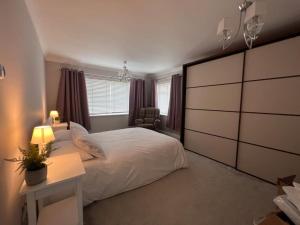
[156,78,171,116]
[85,76,130,116]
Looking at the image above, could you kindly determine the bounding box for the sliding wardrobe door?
[184,53,244,167]
[238,36,300,183]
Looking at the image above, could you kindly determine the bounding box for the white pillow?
[52,140,95,161]
[54,130,72,142]
[283,186,300,211]
[70,122,106,159]
[74,135,106,159]
[70,122,88,136]
[78,148,96,161]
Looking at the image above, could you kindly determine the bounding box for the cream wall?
[45,61,61,112]
[0,0,46,225]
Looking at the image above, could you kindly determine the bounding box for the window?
[157,79,171,115]
[85,76,130,115]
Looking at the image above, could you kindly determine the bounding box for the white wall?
[45,61,147,132]
[45,61,61,112]
[0,0,46,224]
[90,115,129,133]
[45,57,183,135]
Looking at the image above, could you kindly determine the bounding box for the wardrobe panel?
[245,37,300,81]
[186,84,241,111]
[238,143,300,183]
[185,109,239,139]
[242,77,300,115]
[187,53,244,87]
[185,130,237,167]
[240,113,300,155]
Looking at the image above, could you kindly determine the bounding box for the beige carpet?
[84,151,277,225]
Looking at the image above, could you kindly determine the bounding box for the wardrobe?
[181,35,300,183]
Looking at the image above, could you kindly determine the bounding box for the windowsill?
[160,114,168,116]
[90,113,128,117]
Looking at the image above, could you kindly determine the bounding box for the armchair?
[135,107,161,130]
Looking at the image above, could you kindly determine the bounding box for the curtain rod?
[59,62,119,73]
[60,64,143,81]
[59,64,121,80]
[85,72,118,80]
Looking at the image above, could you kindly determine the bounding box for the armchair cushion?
[144,118,154,123]
[135,118,144,124]
[135,107,161,130]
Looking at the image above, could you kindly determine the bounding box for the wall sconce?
[0,64,6,80]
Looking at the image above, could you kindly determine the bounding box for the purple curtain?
[166,74,182,131]
[150,79,157,107]
[128,79,146,126]
[56,68,91,130]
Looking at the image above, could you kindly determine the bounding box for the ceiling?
[25,0,300,74]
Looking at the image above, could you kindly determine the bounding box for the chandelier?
[217,0,265,50]
[118,60,132,81]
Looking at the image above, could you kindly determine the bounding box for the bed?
[50,127,188,206]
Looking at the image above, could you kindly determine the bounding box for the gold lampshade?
[31,126,55,145]
[49,110,59,118]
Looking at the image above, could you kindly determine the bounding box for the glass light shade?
[217,17,233,49]
[31,126,55,145]
[244,1,266,24]
[217,18,232,37]
[243,1,266,48]
[245,15,264,39]
[49,110,59,118]
[118,60,131,81]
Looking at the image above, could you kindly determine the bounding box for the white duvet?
[51,128,188,206]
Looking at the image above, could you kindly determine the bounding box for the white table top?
[20,153,85,194]
[52,122,68,128]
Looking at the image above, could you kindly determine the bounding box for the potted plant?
[5,142,53,186]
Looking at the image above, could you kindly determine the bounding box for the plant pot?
[25,165,47,186]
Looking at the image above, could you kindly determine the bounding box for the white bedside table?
[20,153,86,225]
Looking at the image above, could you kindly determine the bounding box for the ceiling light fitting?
[217,0,266,50]
[118,60,132,81]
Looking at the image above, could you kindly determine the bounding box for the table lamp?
[49,110,59,125]
[31,126,55,154]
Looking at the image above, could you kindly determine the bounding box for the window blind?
[85,76,130,115]
[157,79,171,115]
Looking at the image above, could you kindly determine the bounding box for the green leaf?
[4,143,52,172]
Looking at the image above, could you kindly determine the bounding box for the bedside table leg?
[76,180,83,225]
[38,199,44,212]
[26,193,37,225]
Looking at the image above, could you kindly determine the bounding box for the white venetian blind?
[157,79,171,115]
[85,76,130,115]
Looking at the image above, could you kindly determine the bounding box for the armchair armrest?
[154,119,161,130]
[135,118,144,125]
